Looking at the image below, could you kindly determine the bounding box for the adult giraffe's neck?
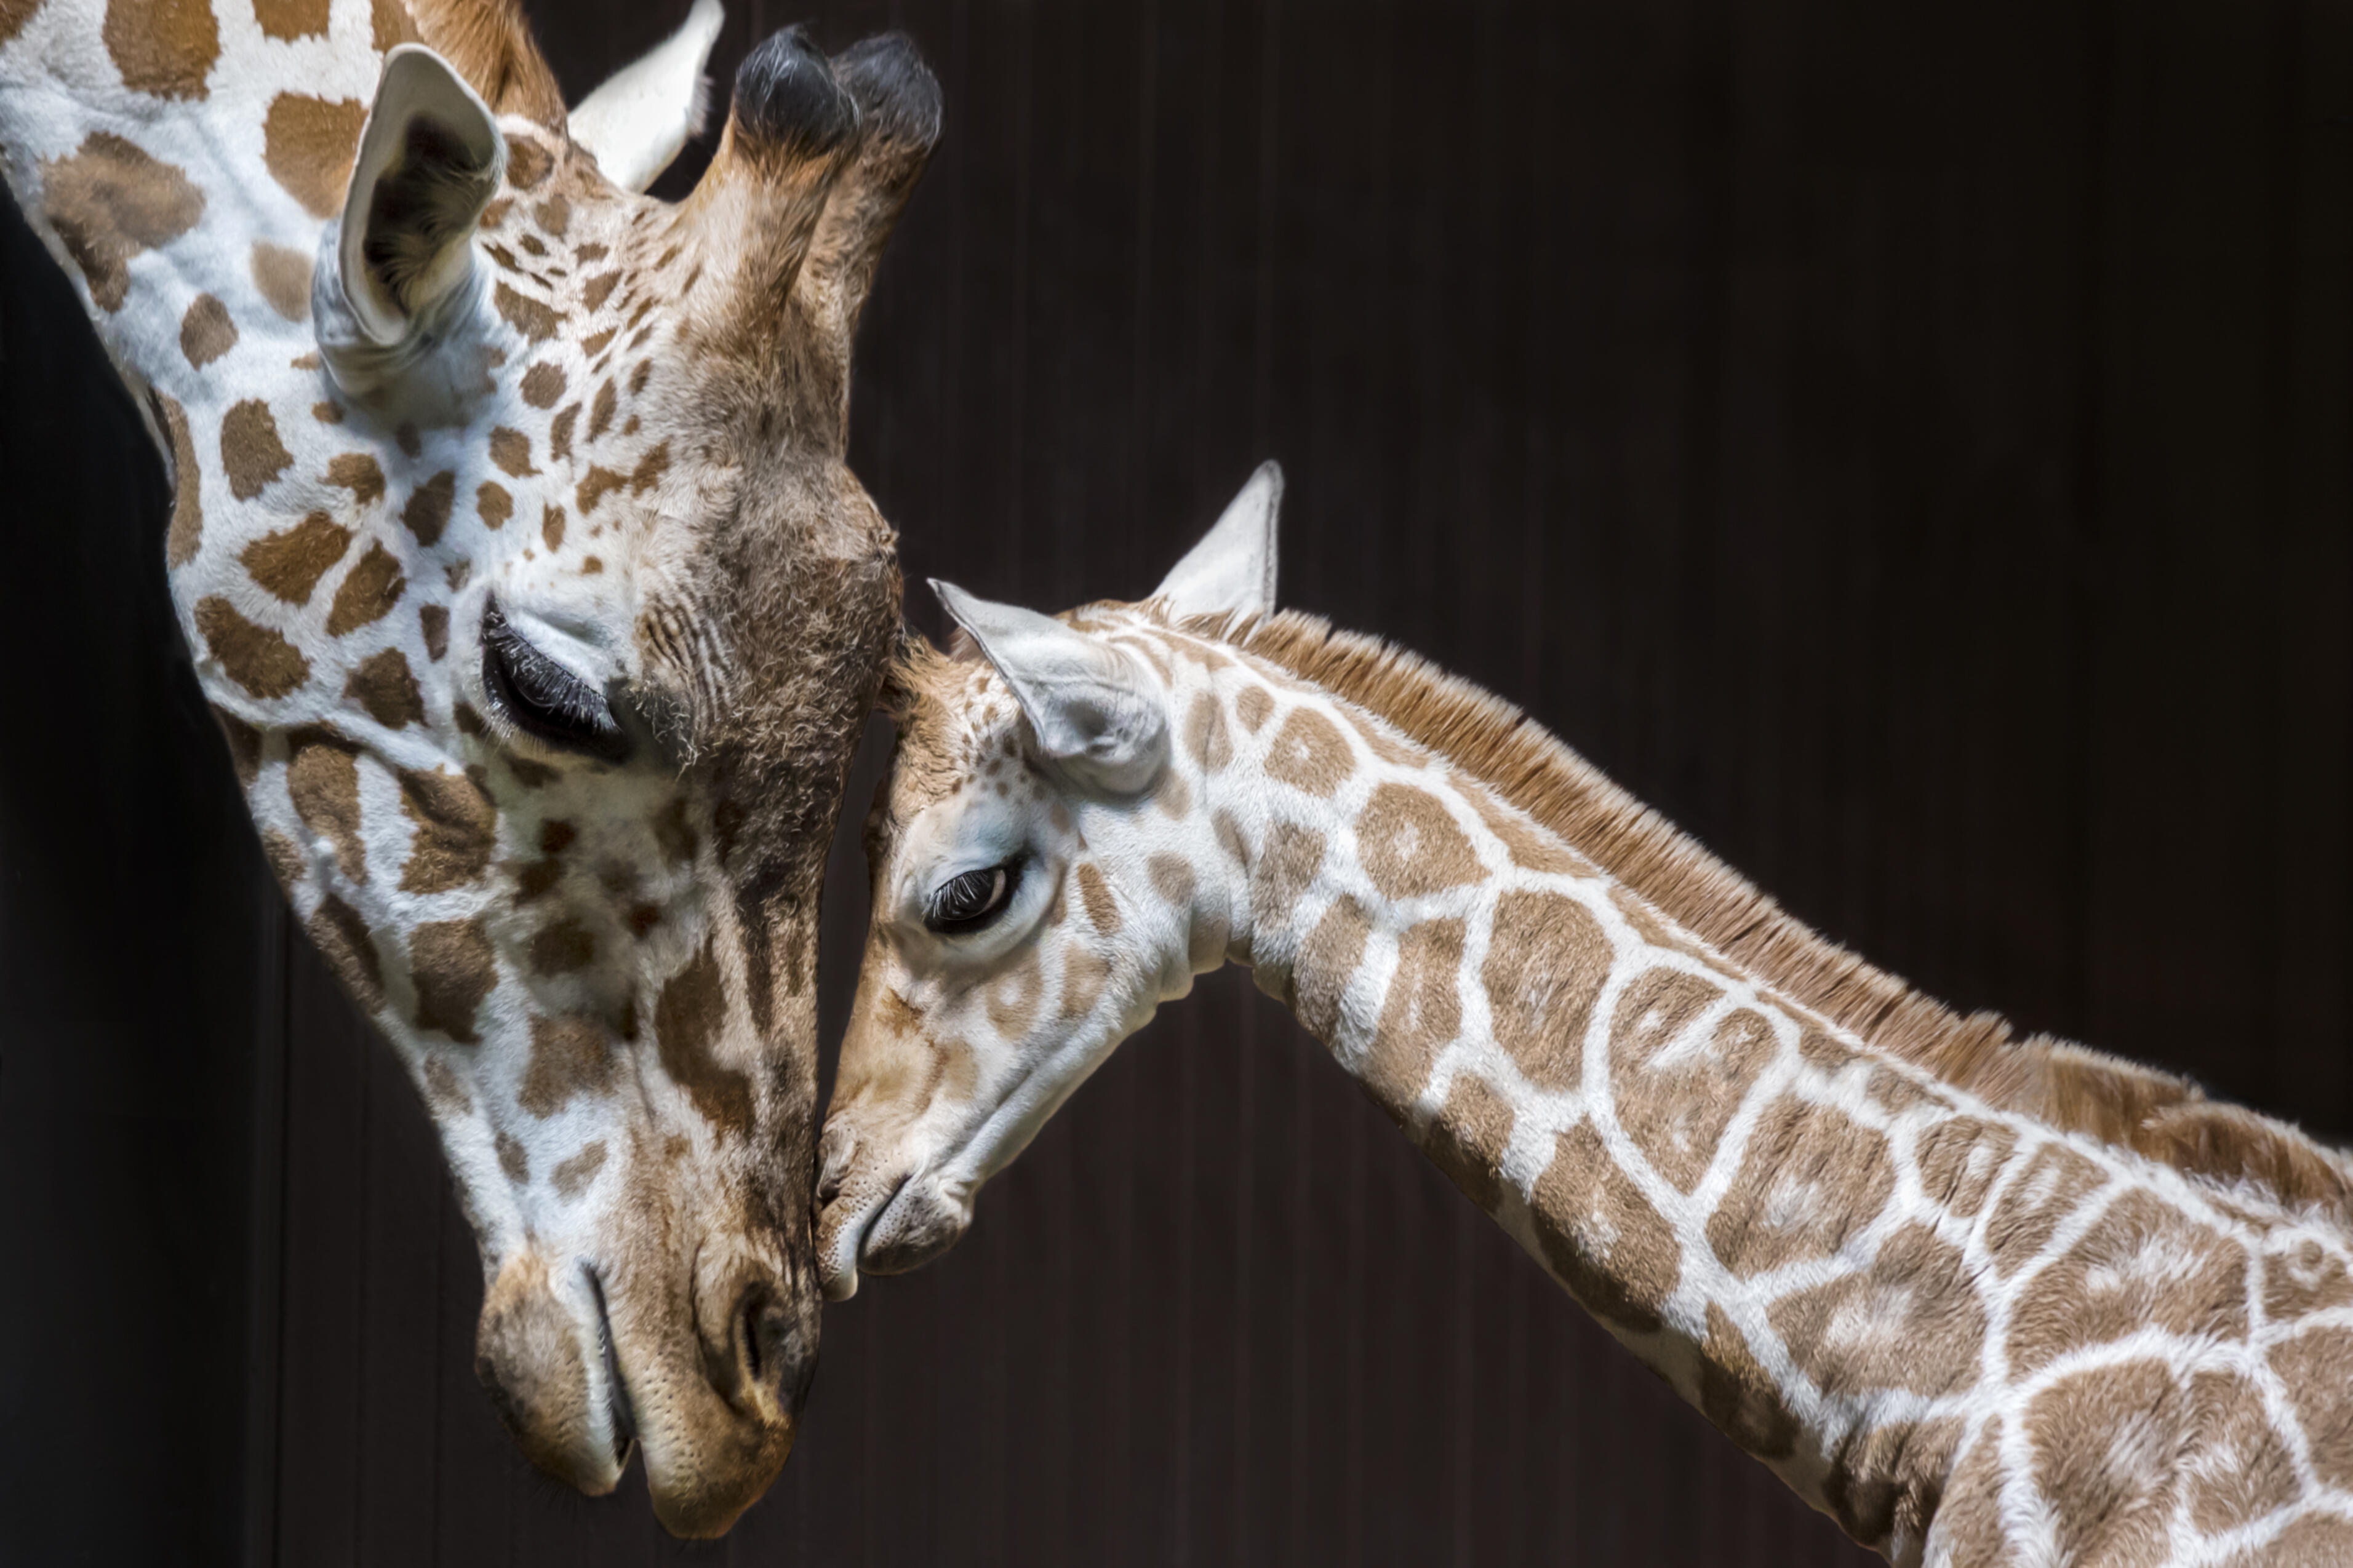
[0,1,403,407]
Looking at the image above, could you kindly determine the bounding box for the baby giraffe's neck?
[1144,613,2353,1567]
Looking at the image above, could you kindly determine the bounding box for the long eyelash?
[482,599,629,758]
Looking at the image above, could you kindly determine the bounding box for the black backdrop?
[3,1,2347,1563]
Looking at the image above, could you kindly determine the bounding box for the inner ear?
[337,46,505,344]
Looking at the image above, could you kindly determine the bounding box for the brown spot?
[398,768,497,893]
[1530,1123,1682,1332]
[262,93,364,219]
[582,273,621,316]
[1705,1097,1896,1278]
[1153,770,1192,819]
[654,941,753,1135]
[1062,948,1111,1019]
[575,243,607,264]
[2260,1238,2353,1322]
[410,918,496,1043]
[195,596,309,698]
[586,376,618,439]
[305,894,382,1009]
[2008,1190,2248,1376]
[2183,1370,2302,1534]
[505,137,552,188]
[531,194,569,236]
[985,952,1044,1037]
[326,540,404,635]
[313,401,343,424]
[493,282,557,341]
[1076,862,1121,935]
[548,404,578,461]
[1608,971,1752,1190]
[1183,692,1232,771]
[400,471,455,546]
[2227,1518,2353,1568]
[1146,853,1194,907]
[178,292,235,367]
[1358,784,1484,900]
[1,0,42,47]
[161,397,201,566]
[529,920,595,976]
[1248,821,1325,940]
[102,0,217,98]
[286,730,364,879]
[1483,889,1611,1096]
[488,426,535,477]
[341,648,423,729]
[476,481,512,528]
[1982,1140,2107,1278]
[1770,1223,1986,1399]
[1234,685,1274,733]
[1911,1116,2018,1221]
[264,828,307,888]
[1364,918,1464,1112]
[210,706,262,785]
[540,504,564,551]
[1464,787,1593,875]
[419,604,449,661]
[1698,1304,1799,1461]
[552,1142,607,1200]
[1292,896,1372,1041]
[517,1016,614,1121]
[1265,707,1353,797]
[580,327,616,360]
[1935,1425,2018,1568]
[325,452,385,506]
[2026,1359,2183,1568]
[539,820,575,855]
[2272,1326,2353,1490]
[628,358,653,394]
[575,466,626,514]
[1422,1071,1515,1214]
[519,362,566,409]
[1821,1417,1962,1557]
[493,1131,529,1184]
[220,398,292,498]
[252,0,327,40]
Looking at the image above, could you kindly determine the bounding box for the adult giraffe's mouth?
[583,1264,636,1470]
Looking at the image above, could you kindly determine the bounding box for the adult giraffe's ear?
[931,581,1170,796]
[567,0,725,195]
[1153,461,1283,623]
[314,46,503,389]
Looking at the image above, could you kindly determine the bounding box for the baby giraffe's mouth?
[583,1265,636,1468]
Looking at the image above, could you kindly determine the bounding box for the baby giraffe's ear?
[1152,460,1283,621]
[932,581,1170,795]
[315,47,503,383]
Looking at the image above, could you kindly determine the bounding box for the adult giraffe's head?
[3,0,933,1532]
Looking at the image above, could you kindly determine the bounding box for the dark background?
[4,0,2347,1562]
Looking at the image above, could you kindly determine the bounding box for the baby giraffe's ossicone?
[820,468,2353,1565]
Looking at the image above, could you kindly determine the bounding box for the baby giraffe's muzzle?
[813,1118,975,1300]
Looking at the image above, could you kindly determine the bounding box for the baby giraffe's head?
[817,466,1284,1298]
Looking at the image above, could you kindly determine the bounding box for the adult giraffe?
[820,470,2353,1566]
[0,0,936,1535]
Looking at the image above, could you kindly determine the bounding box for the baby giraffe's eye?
[925,864,1020,936]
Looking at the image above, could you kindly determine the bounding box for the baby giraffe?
[820,466,2353,1567]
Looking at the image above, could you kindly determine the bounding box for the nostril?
[732,1282,813,1409]
[817,1123,857,1205]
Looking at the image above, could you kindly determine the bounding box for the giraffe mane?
[1186,605,2353,1227]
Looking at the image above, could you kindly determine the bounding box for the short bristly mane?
[1179,605,2353,1226]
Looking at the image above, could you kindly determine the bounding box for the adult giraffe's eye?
[925,864,1019,935]
[480,596,631,763]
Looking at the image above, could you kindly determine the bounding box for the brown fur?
[1193,608,2353,1224]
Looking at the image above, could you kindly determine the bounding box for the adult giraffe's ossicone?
[0,0,937,1535]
